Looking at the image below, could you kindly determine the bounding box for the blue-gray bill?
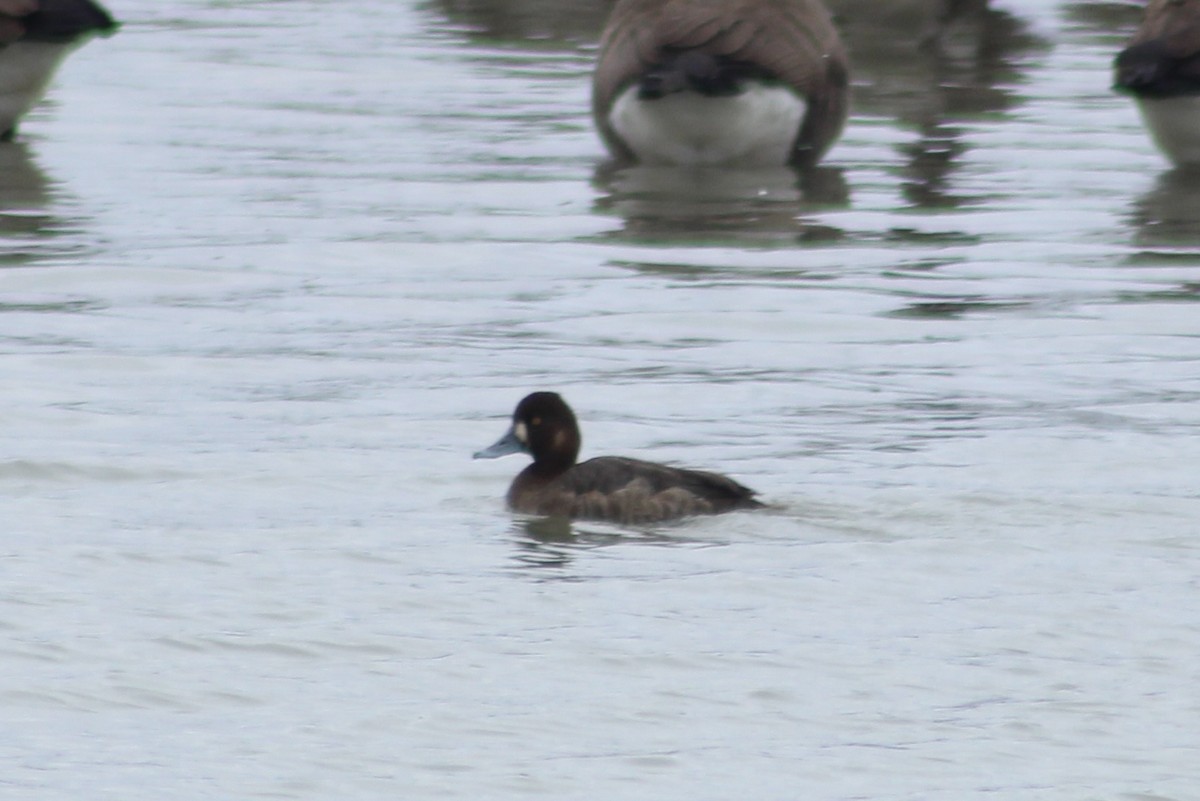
[473,428,525,460]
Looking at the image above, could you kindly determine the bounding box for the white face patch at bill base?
[513,421,528,445]
[608,83,807,167]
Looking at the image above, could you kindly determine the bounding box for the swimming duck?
[591,0,849,168]
[0,0,118,141]
[1115,0,1200,166]
[475,392,764,524]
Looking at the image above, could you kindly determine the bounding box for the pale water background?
[1,1,1198,798]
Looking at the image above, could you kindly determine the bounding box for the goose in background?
[0,0,117,140]
[591,0,849,168]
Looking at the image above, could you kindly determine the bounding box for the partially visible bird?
[1,0,117,140]
[1115,0,1200,167]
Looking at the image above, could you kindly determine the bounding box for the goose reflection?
[0,141,86,267]
[424,0,610,47]
[1059,1,1144,35]
[0,138,50,207]
[592,163,848,244]
[829,0,1048,210]
[1,140,53,256]
[830,0,1043,123]
[1130,168,1200,250]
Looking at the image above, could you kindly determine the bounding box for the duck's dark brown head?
[474,392,582,474]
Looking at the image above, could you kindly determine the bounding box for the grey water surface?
[1,1,1198,798]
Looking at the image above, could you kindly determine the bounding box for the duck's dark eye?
[531,417,542,426]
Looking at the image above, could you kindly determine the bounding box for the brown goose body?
[592,0,849,168]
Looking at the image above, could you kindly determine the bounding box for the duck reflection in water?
[509,515,708,573]
[0,0,118,141]
[475,392,764,525]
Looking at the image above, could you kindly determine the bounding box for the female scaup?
[0,0,118,141]
[591,0,849,168]
[474,392,764,524]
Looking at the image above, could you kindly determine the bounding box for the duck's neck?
[524,455,574,482]
[508,460,571,509]
[528,427,580,479]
